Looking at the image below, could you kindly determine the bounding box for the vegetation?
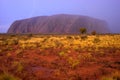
[0,73,20,80]
[80,28,87,34]
[91,30,97,35]
[101,71,120,80]
[0,34,120,80]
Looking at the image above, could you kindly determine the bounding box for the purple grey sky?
[0,0,120,33]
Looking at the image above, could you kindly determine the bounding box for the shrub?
[27,33,33,37]
[10,34,16,37]
[2,40,8,45]
[67,57,80,69]
[5,39,18,45]
[101,71,120,80]
[0,73,20,80]
[12,61,24,73]
[81,35,88,40]
[112,71,120,80]
[66,36,73,39]
[16,49,23,57]
[59,51,65,57]
[91,30,96,35]
[74,36,80,40]
[101,77,113,80]
[80,28,87,34]
[93,37,100,43]
[78,53,95,62]
[54,40,63,47]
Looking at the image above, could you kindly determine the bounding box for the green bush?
[80,28,87,34]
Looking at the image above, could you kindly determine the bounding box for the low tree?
[80,28,87,34]
[91,30,96,35]
[80,28,87,40]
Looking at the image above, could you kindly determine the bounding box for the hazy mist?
[0,0,120,33]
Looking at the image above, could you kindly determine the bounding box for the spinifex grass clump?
[101,71,120,80]
[0,72,21,80]
[67,57,80,69]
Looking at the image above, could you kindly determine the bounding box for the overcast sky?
[0,0,120,33]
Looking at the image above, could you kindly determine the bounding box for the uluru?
[7,14,110,34]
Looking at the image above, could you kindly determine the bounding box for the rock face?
[7,14,110,34]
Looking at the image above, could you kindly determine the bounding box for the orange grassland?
[0,34,120,80]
